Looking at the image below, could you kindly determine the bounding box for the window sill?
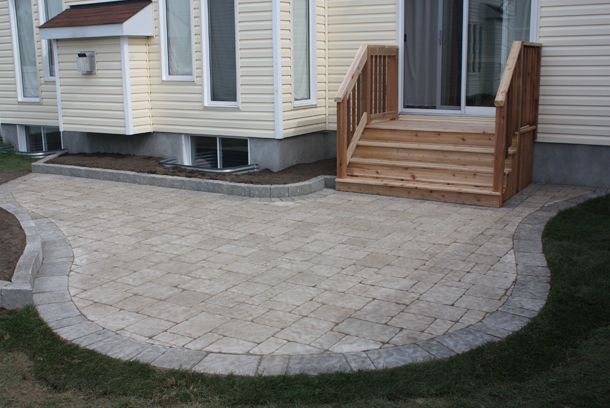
[18,98,41,104]
[293,99,317,109]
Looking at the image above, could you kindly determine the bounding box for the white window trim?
[201,0,241,108]
[292,0,317,108]
[16,124,63,152]
[8,0,41,103]
[158,0,196,82]
[39,0,65,81]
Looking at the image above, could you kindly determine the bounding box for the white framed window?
[202,0,239,107]
[17,125,62,153]
[292,0,316,107]
[9,0,40,102]
[159,0,195,81]
[39,0,63,81]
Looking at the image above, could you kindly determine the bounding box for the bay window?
[292,0,316,105]
[10,0,40,100]
[160,0,194,80]
[203,0,238,106]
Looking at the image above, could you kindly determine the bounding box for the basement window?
[17,125,62,153]
[192,136,249,169]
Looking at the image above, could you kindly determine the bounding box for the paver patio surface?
[11,175,588,358]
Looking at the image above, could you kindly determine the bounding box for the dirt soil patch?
[50,154,336,185]
[0,171,29,186]
[0,208,25,282]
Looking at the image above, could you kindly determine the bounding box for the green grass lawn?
[0,194,609,407]
[0,151,35,173]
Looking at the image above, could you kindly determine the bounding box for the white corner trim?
[272,0,283,139]
[53,40,64,132]
[120,36,133,135]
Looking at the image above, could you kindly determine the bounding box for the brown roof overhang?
[40,0,151,29]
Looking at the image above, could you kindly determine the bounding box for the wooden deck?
[336,114,502,207]
[334,43,541,208]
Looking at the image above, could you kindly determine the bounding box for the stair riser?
[363,129,496,146]
[347,164,494,187]
[336,181,502,208]
[354,146,495,167]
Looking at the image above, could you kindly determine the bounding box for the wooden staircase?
[335,43,541,208]
[337,115,502,207]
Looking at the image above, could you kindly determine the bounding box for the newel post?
[493,105,507,196]
[337,100,348,179]
[387,51,399,119]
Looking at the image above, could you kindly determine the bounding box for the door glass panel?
[466,0,531,107]
[404,0,463,110]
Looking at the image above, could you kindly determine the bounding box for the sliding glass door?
[403,0,463,111]
[402,0,535,114]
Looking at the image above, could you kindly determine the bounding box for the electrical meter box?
[77,51,96,75]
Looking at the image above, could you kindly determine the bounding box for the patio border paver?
[32,154,336,198]
[14,176,604,375]
[0,179,43,309]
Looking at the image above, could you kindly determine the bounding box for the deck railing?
[493,41,542,200]
[334,45,399,179]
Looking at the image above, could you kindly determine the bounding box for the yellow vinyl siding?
[57,38,125,134]
[129,37,152,134]
[280,0,328,138]
[0,0,58,126]
[537,0,610,146]
[326,0,397,130]
[149,0,276,138]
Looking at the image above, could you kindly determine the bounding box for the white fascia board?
[40,4,153,40]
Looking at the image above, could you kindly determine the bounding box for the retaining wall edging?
[0,202,42,309]
[33,156,336,198]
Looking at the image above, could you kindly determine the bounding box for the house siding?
[326,0,397,130]
[0,0,59,126]
[57,38,126,134]
[129,37,153,134]
[148,0,275,138]
[537,0,610,146]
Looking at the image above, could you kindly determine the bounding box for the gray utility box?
[77,51,96,75]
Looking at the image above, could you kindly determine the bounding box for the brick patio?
[6,174,595,374]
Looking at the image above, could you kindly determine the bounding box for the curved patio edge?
[27,187,608,376]
[0,198,42,310]
[32,156,336,199]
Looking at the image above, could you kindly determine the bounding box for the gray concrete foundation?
[533,142,610,188]
[61,130,336,172]
[250,131,336,171]
[0,124,19,147]
[61,131,186,163]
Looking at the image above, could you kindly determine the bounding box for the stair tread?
[367,117,495,134]
[358,140,495,153]
[347,168,493,188]
[349,157,494,174]
[337,176,500,196]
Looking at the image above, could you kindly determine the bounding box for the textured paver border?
[32,154,336,198]
[0,198,42,309]
[27,185,608,375]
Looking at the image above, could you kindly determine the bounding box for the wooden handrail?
[336,45,399,179]
[335,45,368,103]
[493,41,542,202]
